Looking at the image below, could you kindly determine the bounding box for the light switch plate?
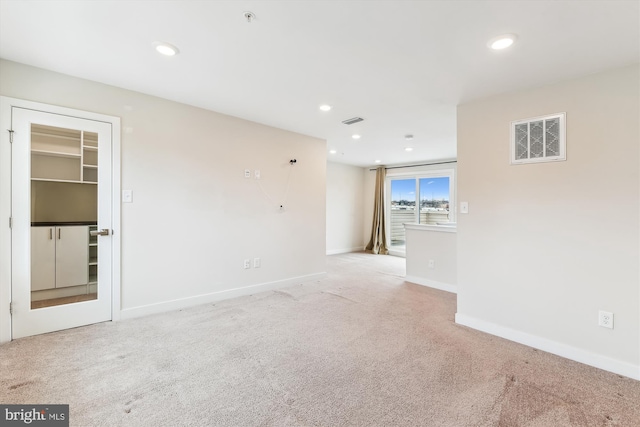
[460,202,469,214]
[122,190,133,203]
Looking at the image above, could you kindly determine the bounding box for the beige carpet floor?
[1,252,640,426]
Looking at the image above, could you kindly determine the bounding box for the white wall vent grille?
[510,113,565,165]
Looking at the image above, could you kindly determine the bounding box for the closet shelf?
[31,149,81,159]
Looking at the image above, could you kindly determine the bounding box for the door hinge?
[9,217,12,228]
[9,302,12,315]
[7,129,14,143]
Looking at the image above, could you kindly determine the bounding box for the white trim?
[326,246,365,255]
[388,249,406,258]
[404,223,457,233]
[384,165,457,178]
[455,313,640,381]
[0,96,121,343]
[120,272,326,320]
[110,119,121,322]
[405,275,457,294]
[0,98,12,343]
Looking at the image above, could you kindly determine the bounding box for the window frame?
[385,168,455,254]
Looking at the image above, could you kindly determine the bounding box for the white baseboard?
[120,272,326,320]
[326,246,364,255]
[455,313,640,381]
[405,275,457,294]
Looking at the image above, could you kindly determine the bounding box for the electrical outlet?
[428,259,435,269]
[244,169,251,179]
[243,259,251,269]
[253,257,261,268]
[122,190,133,203]
[598,310,614,329]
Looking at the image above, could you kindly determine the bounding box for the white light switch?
[460,202,469,214]
[122,190,133,203]
[254,169,261,179]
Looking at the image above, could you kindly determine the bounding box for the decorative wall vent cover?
[510,113,566,165]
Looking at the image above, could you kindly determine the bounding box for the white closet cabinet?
[31,227,55,291]
[31,226,89,291]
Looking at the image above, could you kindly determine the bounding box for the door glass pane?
[30,125,98,309]
[390,179,416,248]
[419,177,450,224]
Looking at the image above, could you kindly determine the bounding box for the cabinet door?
[31,227,56,291]
[55,226,88,288]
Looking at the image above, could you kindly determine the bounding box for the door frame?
[0,96,121,343]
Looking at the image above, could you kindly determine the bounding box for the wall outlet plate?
[598,310,614,329]
[122,190,133,203]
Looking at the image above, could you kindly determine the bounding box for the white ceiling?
[1,1,638,167]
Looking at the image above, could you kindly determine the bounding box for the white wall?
[405,225,457,293]
[455,64,640,379]
[326,162,366,254]
[0,59,326,321]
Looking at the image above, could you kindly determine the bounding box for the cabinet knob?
[90,228,110,237]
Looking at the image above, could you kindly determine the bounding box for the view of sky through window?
[391,177,449,201]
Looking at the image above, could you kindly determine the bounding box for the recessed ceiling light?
[405,147,413,152]
[352,134,361,140]
[375,160,381,163]
[319,104,332,112]
[488,34,517,50]
[329,150,337,154]
[154,42,179,56]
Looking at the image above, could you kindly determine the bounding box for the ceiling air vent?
[342,117,364,125]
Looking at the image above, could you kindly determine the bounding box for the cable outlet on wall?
[244,169,251,179]
[428,259,435,269]
[243,259,251,269]
[598,310,614,329]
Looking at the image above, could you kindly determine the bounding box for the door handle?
[90,228,110,237]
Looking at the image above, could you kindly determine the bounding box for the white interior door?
[11,107,113,339]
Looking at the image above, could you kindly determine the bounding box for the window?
[511,113,566,165]
[387,170,455,251]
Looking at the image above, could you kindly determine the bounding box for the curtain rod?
[368,160,457,171]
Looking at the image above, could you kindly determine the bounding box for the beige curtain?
[365,166,388,255]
